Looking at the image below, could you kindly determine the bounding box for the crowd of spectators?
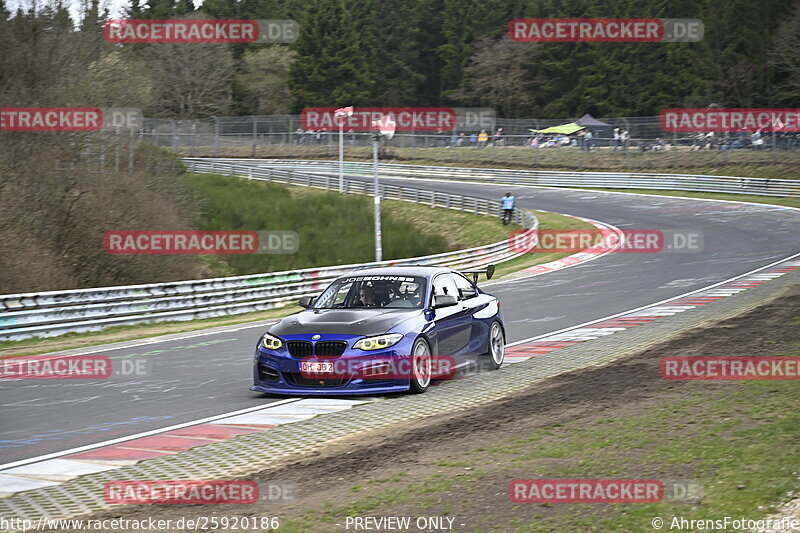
[292,126,800,152]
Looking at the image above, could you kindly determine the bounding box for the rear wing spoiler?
[460,264,495,285]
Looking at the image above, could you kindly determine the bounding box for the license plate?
[300,361,335,373]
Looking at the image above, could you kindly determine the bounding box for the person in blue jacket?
[501,192,515,225]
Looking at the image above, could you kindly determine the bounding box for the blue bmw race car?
[251,265,505,395]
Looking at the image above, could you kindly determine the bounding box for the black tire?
[408,337,432,394]
[481,321,505,371]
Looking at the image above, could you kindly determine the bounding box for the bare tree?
[85,49,153,108]
[142,43,236,119]
[770,0,800,102]
[236,46,297,115]
[0,2,207,292]
[453,36,544,119]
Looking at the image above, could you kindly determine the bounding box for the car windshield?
[312,275,427,310]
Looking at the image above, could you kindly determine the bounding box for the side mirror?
[432,294,458,309]
[298,296,315,309]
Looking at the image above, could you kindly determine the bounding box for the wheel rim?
[490,323,505,365]
[412,341,431,387]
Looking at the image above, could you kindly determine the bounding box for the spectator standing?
[612,128,620,151]
[478,129,489,149]
[621,129,630,151]
[501,192,516,225]
[493,128,504,147]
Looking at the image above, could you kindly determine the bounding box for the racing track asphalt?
[1,165,798,466]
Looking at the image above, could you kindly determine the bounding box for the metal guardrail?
[206,158,800,198]
[0,163,537,341]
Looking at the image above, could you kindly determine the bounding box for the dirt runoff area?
[62,287,800,533]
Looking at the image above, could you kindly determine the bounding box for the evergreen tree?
[359,0,424,105]
[289,0,373,110]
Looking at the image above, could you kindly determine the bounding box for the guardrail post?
[288,170,293,184]
[415,189,419,203]
[446,195,451,209]
[251,117,257,158]
[213,117,220,157]
[473,198,478,214]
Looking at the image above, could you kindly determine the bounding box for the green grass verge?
[276,369,800,532]
[182,173,453,276]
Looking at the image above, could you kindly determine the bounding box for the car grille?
[284,372,348,387]
[257,364,279,382]
[314,341,347,357]
[286,341,313,358]
[286,340,347,358]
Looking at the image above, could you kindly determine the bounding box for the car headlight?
[261,333,283,350]
[353,333,404,351]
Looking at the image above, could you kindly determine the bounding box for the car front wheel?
[408,338,432,393]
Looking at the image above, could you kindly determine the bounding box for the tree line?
[1,0,798,120]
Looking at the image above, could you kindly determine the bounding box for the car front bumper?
[251,334,417,396]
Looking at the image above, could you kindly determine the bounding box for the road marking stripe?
[503,257,799,364]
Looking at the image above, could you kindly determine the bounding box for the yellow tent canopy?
[529,123,585,134]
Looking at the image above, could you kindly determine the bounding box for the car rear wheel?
[482,321,505,370]
[408,338,432,394]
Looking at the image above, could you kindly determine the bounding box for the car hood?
[270,308,421,337]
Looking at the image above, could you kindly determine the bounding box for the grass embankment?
[180,145,800,180]
[276,378,800,532]
[183,173,448,276]
[268,290,800,532]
